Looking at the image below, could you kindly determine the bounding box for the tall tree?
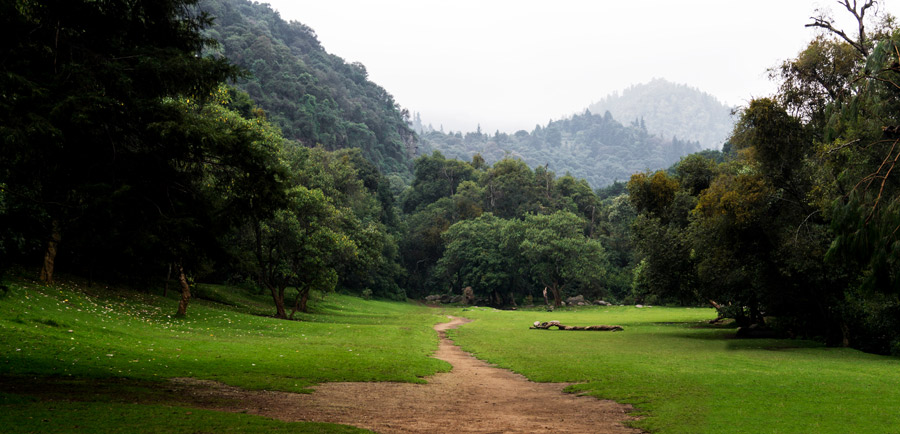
[514,211,608,307]
[0,0,238,286]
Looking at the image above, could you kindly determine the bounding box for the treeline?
[628,3,900,355]
[398,151,636,304]
[0,0,404,318]
[415,110,701,188]
[199,0,417,180]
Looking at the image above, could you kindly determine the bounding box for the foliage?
[399,152,624,303]
[198,0,417,177]
[624,3,900,353]
[417,109,701,189]
[435,214,514,302]
[515,212,609,306]
[0,0,269,294]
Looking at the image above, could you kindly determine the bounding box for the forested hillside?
[589,78,734,149]
[199,0,416,178]
[416,111,700,188]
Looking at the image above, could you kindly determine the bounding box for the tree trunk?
[269,284,287,319]
[841,321,851,347]
[176,263,191,316]
[289,286,306,320]
[549,282,561,307]
[39,220,61,283]
[298,289,310,313]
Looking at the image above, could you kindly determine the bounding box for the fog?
[259,0,899,133]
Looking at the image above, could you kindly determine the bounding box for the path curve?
[175,316,643,433]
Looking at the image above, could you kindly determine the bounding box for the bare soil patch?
[173,316,643,433]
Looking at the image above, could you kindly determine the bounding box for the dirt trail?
[175,316,643,433]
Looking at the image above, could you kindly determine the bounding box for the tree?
[246,186,355,318]
[0,0,239,290]
[435,214,514,304]
[401,151,477,213]
[515,211,608,307]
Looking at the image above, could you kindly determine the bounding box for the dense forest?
[588,78,735,150]
[2,0,900,357]
[198,0,417,181]
[414,111,701,188]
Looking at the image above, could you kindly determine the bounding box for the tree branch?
[805,0,875,57]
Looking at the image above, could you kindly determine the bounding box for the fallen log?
[530,320,623,331]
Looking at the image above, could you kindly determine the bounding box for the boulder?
[462,286,475,305]
[425,295,441,302]
[565,295,585,305]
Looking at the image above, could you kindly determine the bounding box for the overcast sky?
[260,0,899,133]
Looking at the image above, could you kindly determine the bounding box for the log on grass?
[530,320,623,331]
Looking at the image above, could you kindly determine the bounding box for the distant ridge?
[588,78,734,149]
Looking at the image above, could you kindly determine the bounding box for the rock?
[576,302,586,306]
[425,295,441,302]
[593,300,612,306]
[462,286,475,305]
[450,295,463,303]
[439,294,451,303]
[635,304,644,308]
[565,295,585,305]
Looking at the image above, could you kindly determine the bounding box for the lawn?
[0,274,449,433]
[3,273,900,434]
[449,306,900,434]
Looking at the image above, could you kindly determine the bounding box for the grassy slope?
[0,275,450,433]
[450,307,900,434]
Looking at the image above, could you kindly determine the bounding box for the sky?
[260,0,899,134]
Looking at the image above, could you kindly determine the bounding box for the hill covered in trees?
[414,111,700,188]
[588,78,734,149]
[199,0,417,179]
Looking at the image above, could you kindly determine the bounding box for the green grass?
[0,275,450,433]
[449,306,900,434]
[1,401,368,433]
[5,275,900,434]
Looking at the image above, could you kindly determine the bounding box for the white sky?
[260,0,899,133]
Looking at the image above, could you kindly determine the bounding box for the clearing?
[174,316,642,434]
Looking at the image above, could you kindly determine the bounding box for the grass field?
[0,274,449,433]
[450,307,900,434]
[2,273,900,433]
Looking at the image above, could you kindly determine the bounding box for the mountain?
[199,0,416,178]
[416,111,700,188]
[588,79,734,149]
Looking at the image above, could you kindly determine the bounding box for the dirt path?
[175,316,643,433]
